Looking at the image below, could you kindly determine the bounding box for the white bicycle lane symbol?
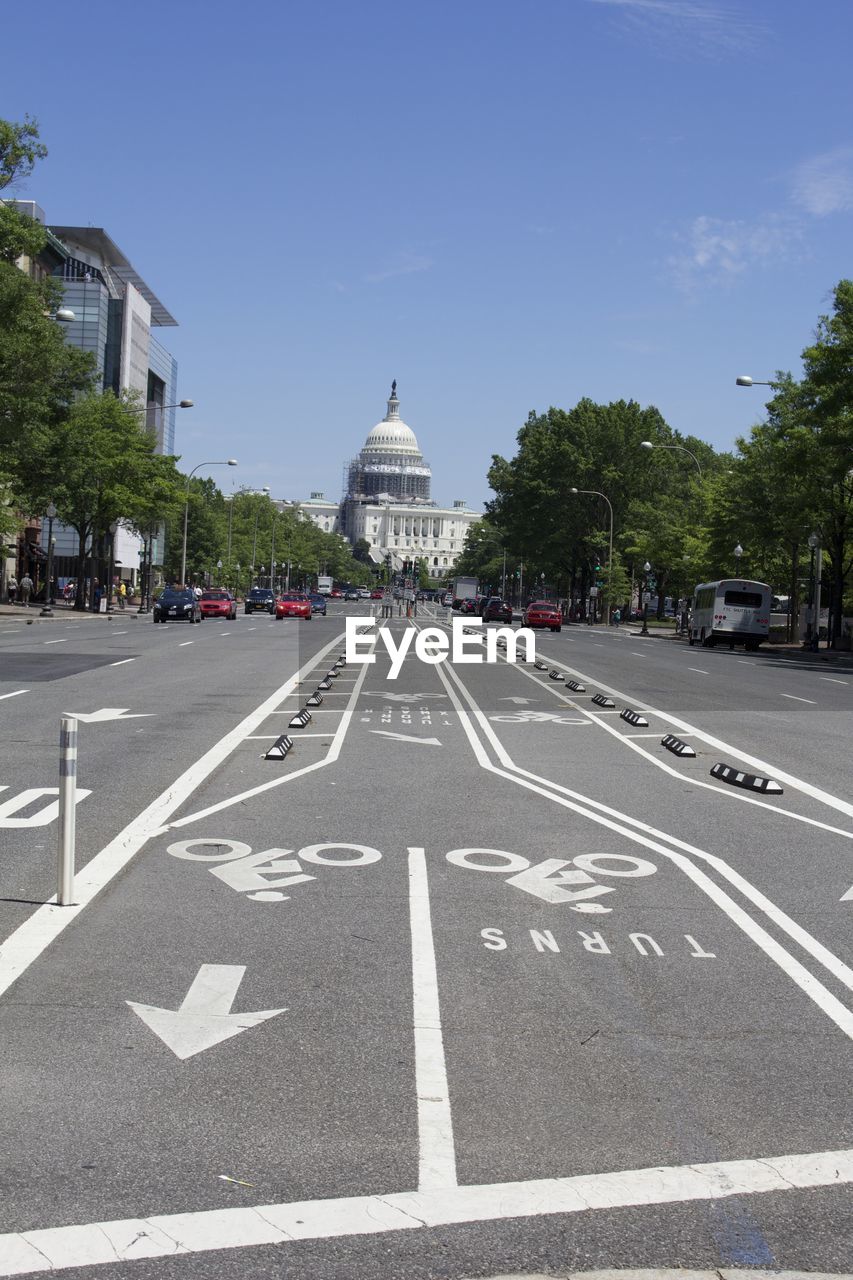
[446,847,658,913]
[166,841,657,914]
[167,840,382,903]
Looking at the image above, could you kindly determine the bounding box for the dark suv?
[244,587,275,615]
[482,597,513,623]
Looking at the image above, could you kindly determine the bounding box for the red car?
[199,589,237,620]
[329,589,343,599]
[276,591,312,620]
[522,599,562,632]
[370,589,383,600]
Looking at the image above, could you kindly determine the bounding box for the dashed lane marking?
[109,659,136,667]
[781,693,818,704]
[820,677,848,685]
[43,639,68,645]
[179,642,193,647]
[0,690,29,701]
[688,667,708,674]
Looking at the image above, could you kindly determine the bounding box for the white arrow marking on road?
[370,730,442,745]
[841,885,853,902]
[127,964,286,1060]
[62,708,153,723]
[498,696,539,704]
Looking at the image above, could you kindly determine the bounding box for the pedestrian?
[118,580,126,610]
[612,607,621,626]
[19,573,33,607]
[92,579,101,611]
[7,573,17,605]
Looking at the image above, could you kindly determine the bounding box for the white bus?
[689,579,771,650]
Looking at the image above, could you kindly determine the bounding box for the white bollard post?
[58,716,77,905]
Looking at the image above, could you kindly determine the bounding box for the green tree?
[28,390,182,608]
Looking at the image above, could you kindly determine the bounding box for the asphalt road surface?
[1,603,851,1278]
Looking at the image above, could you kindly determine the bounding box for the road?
[0,604,851,1278]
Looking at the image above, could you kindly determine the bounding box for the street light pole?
[39,503,57,617]
[106,521,118,612]
[571,488,614,624]
[733,543,743,576]
[181,459,238,588]
[639,441,702,478]
[640,561,651,635]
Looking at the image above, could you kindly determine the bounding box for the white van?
[689,579,771,650]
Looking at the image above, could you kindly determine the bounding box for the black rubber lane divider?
[289,709,312,728]
[620,708,649,727]
[264,734,293,760]
[591,693,616,708]
[711,762,784,794]
[534,659,548,671]
[566,679,586,692]
[317,678,333,691]
[334,658,345,668]
[306,692,324,707]
[548,669,565,681]
[326,668,339,678]
[661,733,695,757]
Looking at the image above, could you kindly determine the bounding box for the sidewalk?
[0,600,145,623]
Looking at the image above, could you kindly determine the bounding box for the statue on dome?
[391,380,397,396]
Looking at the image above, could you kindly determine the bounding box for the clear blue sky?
[5,0,852,510]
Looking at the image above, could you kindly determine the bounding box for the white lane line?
[624,731,696,739]
[738,660,756,666]
[821,677,849,685]
[43,639,67,645]
[179,641,193,647]
[109,659,136,667]
[438,654,853,1004]
[630,652,646,657]
[529,648,853,824]
[688,667,708,674]
[437,659,853,1037]
[112,631,128,635]
[0,690,29,701]
[246,627,256,632]
[220,631,231,636]
[0,632,347,1002]
[244,733,335,740]
[165,648,373,830]
[781,693,817,704]
[408,846,456,1192]
[0,1148,848,1275]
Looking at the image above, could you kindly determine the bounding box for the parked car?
[276,591,312,620]
[245,587,275,615]
[482,597,513,623]
[153,587,202,624]
[199,589,237,620]
[522,599,562,632]
[308,593,327,615]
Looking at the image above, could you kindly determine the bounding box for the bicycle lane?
[0,636,432,1245]
[405,645,853,1246]
[437,633,853,994]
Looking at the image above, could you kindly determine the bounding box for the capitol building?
[294,384,481,576]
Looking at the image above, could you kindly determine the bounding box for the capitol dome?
[346,382,432,503]
[362,384,422,455]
